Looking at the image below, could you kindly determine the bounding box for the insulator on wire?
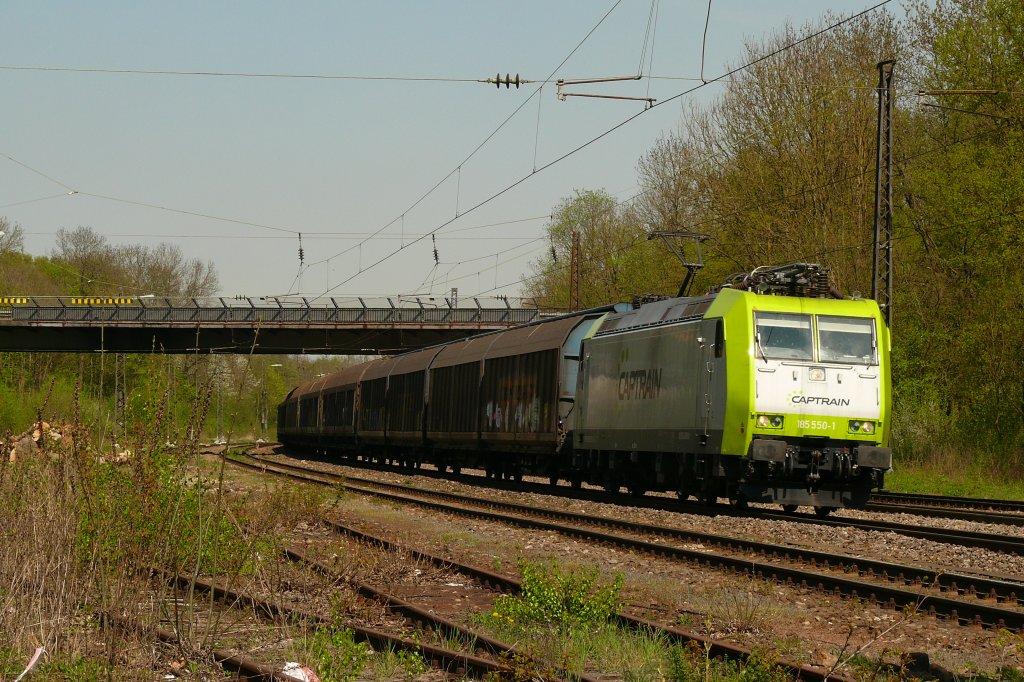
[432,234,439,265]
[550,235,557,262]
[492,72,521,89]
[298,233,305,265]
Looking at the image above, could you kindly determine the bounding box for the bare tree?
[0,217,26,254]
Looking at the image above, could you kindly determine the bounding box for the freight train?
[278,264,892,514]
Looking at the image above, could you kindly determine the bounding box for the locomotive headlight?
[809,367,826,382]
[756,414,783,429]
[849,420,875,434]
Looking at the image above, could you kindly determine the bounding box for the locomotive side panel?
[576,321,707,453]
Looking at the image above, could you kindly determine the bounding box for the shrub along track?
[225,453,858,682]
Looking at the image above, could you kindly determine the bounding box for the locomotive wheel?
[451,466,461,475]
[781,504,798,514]
[729,495,748,510]
[548,473,559,486]
[813,506,835,518]
[628,485,647,497]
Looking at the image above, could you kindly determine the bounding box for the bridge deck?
[0,296,543,354]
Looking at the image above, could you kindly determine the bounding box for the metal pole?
[569,229,580,312]
[872,60,895,327]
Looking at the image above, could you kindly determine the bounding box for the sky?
[0,1,900,304]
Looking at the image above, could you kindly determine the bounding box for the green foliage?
[0,653,114,682]
[72,450,264,579]
[523,3,1024,479]
[484,561,622,633]
[666,644,788,682]
[524,189,679,310]
[888,456,1024,500]
[305,627,372,682]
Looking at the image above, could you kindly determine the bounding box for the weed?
[303,626,372,682]
[666,642,788,682]
[482,561,623,633]
[695,577,776,635]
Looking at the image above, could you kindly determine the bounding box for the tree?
[53,226,114,294]
[0,217,25,254]
[636,12,901,295]
[894,0,1024,452]
[524,190,677,309]
[52,225,219,297]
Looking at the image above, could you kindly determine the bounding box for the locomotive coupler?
[806,450,822,492]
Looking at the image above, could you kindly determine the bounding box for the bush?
[304,627,372,682]
[484,561,623,633]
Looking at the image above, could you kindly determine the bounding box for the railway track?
[231,452,1024,634]
[241,444,1024,528]
[104,610,302,682]
[167,568,518,679]
[871,490,1024,514]
[228,454,860,681]
[861,500,1024,527]
[258,447,1024,555]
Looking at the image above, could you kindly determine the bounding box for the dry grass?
[0,421,335,678]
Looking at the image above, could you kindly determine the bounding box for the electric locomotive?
[277,263,891,513]
[573,264,891,513]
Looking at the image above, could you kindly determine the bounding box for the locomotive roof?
[595,293,717,336]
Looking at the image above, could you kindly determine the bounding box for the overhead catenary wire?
[318,0,897,296]
[0,64,484,83]
[8,62,975,93]
[644,0,661,99]
[3,1,917,301]
[637,0,660,77]
[0,192,72,210]
[304,0,627,273]
[700,0,713,84]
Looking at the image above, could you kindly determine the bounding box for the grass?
[887,454,1024,499]
[473,560,795,682]
[0,385,339,680]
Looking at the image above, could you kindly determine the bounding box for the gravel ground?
[244,449,1024,677]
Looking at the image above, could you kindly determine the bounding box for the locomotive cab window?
[754,312,812,360]
[817,316,876,365]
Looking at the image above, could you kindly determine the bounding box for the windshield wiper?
[754,332,768,364]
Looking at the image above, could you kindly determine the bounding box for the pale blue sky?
[1,1,899,301]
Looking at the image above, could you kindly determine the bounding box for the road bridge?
[0,295,544,354]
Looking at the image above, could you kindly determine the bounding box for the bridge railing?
[0,295,547,325]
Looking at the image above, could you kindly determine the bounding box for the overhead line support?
[872,59,895,328]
